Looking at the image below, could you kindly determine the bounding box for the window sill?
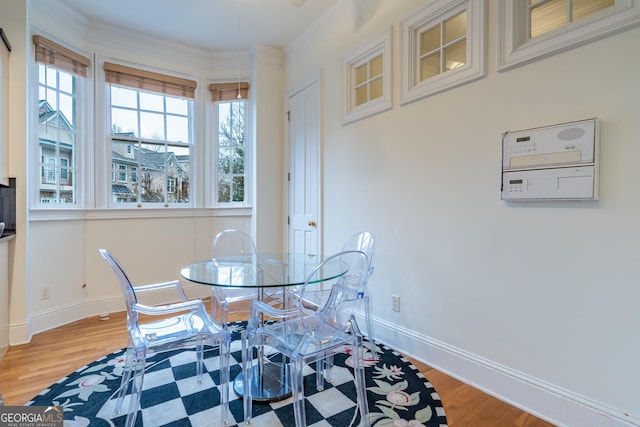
[29,206,253,222]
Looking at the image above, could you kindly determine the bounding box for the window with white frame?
[105,62,195,206]
[210,82,249,205]
[117,164,127,182]
[33,35,89,206]
[342,28,392,125]
[400,0,485,105]
[497,0,640,70]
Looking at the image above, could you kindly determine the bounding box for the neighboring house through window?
[105,62,195,206]
[33,35,89,206]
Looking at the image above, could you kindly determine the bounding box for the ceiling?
[53,0,338,51]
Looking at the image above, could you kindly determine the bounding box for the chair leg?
[315,357,324,391]
[114,347,134,415]
[290,357,307,427]
[364,295,375,349]
[323,354,334,384]
[314,352,334,391]
[196,340,205,382]
[124,350,146,427]
[352,335,370,427]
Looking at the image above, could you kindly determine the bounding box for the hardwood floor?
[0,306,555,426]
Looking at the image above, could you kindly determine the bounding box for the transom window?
[529,0,615,38]
[419,11,467,81]
[497,0,640,71]
[400,0,484,105]
[355,55,383,106]
[342,28,392,124]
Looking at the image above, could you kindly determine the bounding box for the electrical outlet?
[40,286,50,300]
[392,294,400,312]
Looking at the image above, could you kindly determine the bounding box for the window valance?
[104,62,197,99]
[209,82,249,102]
[33,35,90,78]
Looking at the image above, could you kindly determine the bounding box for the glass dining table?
[180,252,349,402]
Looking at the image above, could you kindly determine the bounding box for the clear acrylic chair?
[210,229,259,327]
[292,232,376,343]
[99,249,231,427]
[241,250,371,427]
[342,231,376,344]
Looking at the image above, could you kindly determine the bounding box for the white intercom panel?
[501,118,599,201]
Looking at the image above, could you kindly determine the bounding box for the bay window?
[105,63,195,206]
[33,35,89,206]
[210,82,249,206]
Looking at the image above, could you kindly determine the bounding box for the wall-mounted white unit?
[501,118,599,201]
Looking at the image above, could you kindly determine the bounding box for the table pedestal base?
[233,362,292,403]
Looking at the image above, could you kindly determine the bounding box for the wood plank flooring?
[0,306,555,426]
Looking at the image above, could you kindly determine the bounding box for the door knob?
[308,220,316,227]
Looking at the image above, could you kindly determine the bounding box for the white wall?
[0,0,29,345]
[285,1,640,426]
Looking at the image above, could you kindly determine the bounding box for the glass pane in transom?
[355,63,368,86]
[530,0,565,38]
[140,92,164,112]
[420,52,441,81]
[111,107,138,136]
[369,55,383,79]
[166,97,188,115]
[111,86,137,109]
[355,84,368,106]
[369,77,383,100]
[420,26,440,56]
[444,11,466,44]
[572,0,614,21]
[444,39,466,71]
[166,115,189,143]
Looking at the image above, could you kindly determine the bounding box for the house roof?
[112,185,132,195]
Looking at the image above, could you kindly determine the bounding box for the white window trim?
[342,27,392,125]
[99,56,197,209]
[30,30,90,211]
[497,0,640,71]
[211,95,253,209]
[400,0,485,106]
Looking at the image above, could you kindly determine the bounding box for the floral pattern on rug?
[26,322,447,427]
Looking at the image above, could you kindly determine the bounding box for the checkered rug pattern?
[27,321,448,427]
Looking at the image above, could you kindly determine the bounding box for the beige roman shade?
[104,62,197,99]
[33,35,90,78]
[209,82,249,102]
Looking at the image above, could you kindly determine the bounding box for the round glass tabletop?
[180,252,348,288]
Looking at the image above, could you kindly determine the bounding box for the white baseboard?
[10,283,213,346]
[365,314,639,427]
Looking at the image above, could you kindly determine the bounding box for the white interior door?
[287,77,321,255]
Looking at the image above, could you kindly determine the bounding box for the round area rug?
[27,321,447,427]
